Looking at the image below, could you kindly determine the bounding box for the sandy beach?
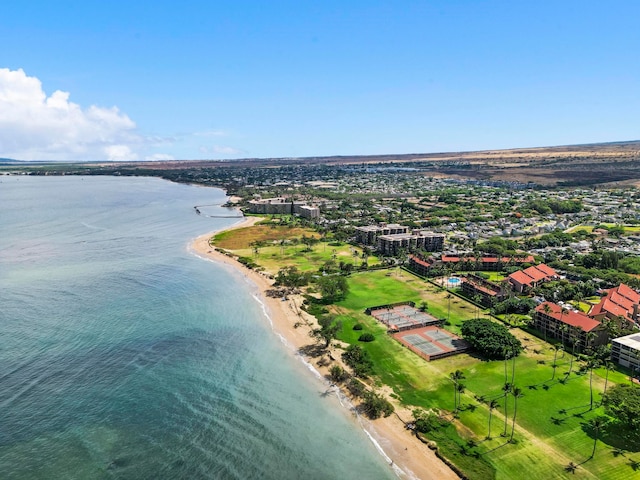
[190,217,458,480]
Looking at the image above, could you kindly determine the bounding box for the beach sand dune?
[191,217,458,480]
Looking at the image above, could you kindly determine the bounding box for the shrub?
[353,323,364,330]
[361,391,394,419]
[342,344,374,378]
[358,333,375,342]
[346,378,366,397]
[461,318,522,359]
[329,365,348,383]
[413,411,449,434]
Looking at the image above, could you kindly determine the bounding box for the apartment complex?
[507,263,558,293]
[611,333,640,371]
[589,283,640,324]
[247,197,320,219]
[461,274,507,307]
[354,223,409,245]
[377,231,445,256]
[534,302,608,349]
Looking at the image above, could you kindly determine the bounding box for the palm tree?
[473,294,482,319]
[510,387,523,442]
[456,383,466,413]
[564,462,578,474]
[502,382,511,436]
[541,303,552,342]
[588,416,606,460]
[503,348,511,385]
[601,361,614,403]
[487,399,499,440]
[450,370,465,413]
[446,293,453,323]
[568,327,580,376]
[559,323,569,353]
[587,358,600,410]
[551,345,563,380]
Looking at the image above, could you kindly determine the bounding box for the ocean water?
[0,176,396,480]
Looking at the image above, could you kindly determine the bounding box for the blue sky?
[1,1,638,161]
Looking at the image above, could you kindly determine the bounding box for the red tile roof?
[508,263,556,287]
[614,283,640,304]
[409,255,433,267]
[509,270,534,286]
[609,291,634,312]
[441,255,535,264]
[535,264,557,277]
[589,283,640,320]
[524,266,548,283]
[535,302,601,332]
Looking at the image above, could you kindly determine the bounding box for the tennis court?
[370,305,440,332]
[394,326,470,361]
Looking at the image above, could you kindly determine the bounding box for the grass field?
[213,226,382,273]
[333,270,638,480]
[210,225,640,479]
[565,223,640,234]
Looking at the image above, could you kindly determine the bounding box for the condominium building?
[611,333,640,371]
[461,274,507,307]
[507,263,558,293]
[247,197,320,219]
[354,224,409,245]
[534,302,608,349]
[377,231,445,256]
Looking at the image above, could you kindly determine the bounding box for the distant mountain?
[0,158,21,164]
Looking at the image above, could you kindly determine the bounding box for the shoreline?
[189,216,458,480]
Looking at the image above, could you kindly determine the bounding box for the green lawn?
[221,240,381,273]
[332,270,638,480]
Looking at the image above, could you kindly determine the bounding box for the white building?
[611,333,640,371]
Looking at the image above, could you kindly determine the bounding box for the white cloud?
[105,145,139,161]
[0,68,141,161]
[145,153,175,161]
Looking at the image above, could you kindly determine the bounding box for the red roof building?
[440,255,535,271]
[589,283,640,324]
[507,264,557,293]
[534,302,607,348]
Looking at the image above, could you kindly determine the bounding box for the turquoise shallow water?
[0,176,395,479]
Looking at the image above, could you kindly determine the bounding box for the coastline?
[190,216,458,480]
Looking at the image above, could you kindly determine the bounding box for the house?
[507,263,558,293]
[534,302,608,348]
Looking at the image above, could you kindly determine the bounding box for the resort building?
[440,255,535,272]
[533,302,608,349]
[461,274,507,307]
[589,283,640,325]
[354,223,409,245]
[507,263,558,293]
[376,231,445,256]
[407,254,435,277]
[247,197,320,219]
[611,333,640,371]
